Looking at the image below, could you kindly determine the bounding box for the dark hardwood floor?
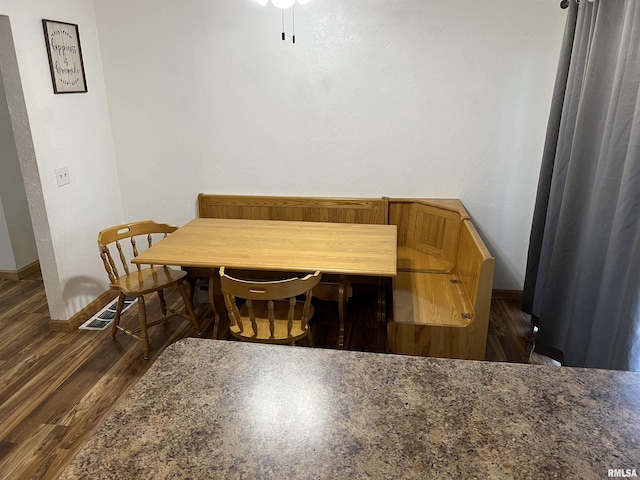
[0,273,543,479]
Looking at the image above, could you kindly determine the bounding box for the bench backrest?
[389,199,470,271]
[198,194,388,225]
[406,202,463,267]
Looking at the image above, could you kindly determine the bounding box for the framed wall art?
[42,19,87,94]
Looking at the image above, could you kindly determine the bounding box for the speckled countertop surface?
[59,338,640,479]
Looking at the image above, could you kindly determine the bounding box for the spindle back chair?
[219,267,321,345]
[98,220,201,359]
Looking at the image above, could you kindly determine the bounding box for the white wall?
[0,71,18,272]
[94,0,566,290]
[0,69,38,272]
[0,199,16,271]
[0,0,567,320]
[0,1,123,319]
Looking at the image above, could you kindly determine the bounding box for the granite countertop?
[60,338,640,479]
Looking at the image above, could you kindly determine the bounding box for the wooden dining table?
[132,218,397,346]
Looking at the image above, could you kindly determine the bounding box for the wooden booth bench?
[387,199,495,360]
[193,194,494,360]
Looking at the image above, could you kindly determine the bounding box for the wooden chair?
[219,267,321,345]
[98,220,201,359]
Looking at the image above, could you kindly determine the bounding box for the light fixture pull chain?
[292,5,295,43]
[281,9,285,41]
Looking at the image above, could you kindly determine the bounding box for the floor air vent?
[79,296,137,331]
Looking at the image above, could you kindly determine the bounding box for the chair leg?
[111,292,126,339]
[307,326,315,347]
[178,280,202,337]
[138,295,150,360]
[158,289,167,317]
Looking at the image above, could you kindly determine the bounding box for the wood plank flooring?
[0,273,543,479]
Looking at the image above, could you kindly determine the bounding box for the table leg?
[377,276,387,324]
[187,275,198,311]
[184,267,211,333]
[337,275,350,348]
[208,270,221,339]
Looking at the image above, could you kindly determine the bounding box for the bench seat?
[392,271,471,327]
[396,246,454,273]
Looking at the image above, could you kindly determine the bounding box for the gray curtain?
[522,0,640,371]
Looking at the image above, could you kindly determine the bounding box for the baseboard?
[48,289,117,331]
[0,269,20,281]
[0,260,41,280]
[491,289,523,302]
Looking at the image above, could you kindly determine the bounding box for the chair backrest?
[97,220,177,285]
[219,267,322,339]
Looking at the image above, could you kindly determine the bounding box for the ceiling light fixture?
[255,0,313,44]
